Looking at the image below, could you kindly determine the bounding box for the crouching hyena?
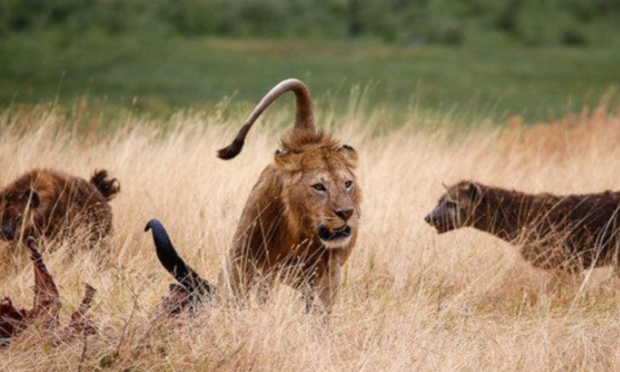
[0,169,120,250]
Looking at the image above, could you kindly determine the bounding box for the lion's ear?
[275,149,288,157]
[340,144,358,166]
[461,182,480,200]
[274,149,301,172]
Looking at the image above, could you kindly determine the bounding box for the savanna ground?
[1,101,620,371]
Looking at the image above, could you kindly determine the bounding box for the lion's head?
[217,79,361,249]
[425,181,482,234]
[274,131,360,248]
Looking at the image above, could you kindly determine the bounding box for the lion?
[425,180,620,274]
[147,79,361,314]
[0,168,120,250]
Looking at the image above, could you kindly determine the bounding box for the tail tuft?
[217,139,244,160]
[90,170,120,201]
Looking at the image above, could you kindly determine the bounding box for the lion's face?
[0,189,40,241]
[276,135,361,249]
[425,181,480,234]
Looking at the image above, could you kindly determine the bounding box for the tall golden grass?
[1,103,620,371]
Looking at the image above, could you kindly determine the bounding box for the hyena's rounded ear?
[461,182,481,200]
[340,144,358,165]
[22,189,40,208]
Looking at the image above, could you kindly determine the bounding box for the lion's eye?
[312,183,327,193]
[345,180,353,189]
[445,201,457,209]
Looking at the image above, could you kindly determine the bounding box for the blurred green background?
[1,0,619,123]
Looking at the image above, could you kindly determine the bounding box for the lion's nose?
[335,208,355,222]
[424,214,432,224]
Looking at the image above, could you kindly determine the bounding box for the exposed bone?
[0,237,97,348]
[25,237,61,329]
[158,283,192,317]
[56,284,98,342]
[0,298,27,347]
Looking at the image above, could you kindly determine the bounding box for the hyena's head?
[424,181,482,234]
[0,189,40,241]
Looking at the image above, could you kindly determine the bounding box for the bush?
[0,0,617,46]
[560,27,588,46]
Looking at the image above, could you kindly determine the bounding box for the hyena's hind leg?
[542,263,588,300]
[612,262,620,280]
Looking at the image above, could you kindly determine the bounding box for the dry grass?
[1,103,620,371]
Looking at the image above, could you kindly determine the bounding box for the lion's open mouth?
[318,225,352,243]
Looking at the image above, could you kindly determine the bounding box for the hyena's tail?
[90,170,120,201]
[144,219,215,297]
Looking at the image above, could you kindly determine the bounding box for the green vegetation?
[1,0,619,124]
[2,0,620,46]
[1,33,619,123]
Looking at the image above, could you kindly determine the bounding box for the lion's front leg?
[254,272,275,304]
[306,251,342,315]
[302,282,316,314]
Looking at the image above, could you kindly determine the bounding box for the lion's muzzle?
[318,224,352,248]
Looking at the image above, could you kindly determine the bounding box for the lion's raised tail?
[217,78,316,160]
[144,219,215,298]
